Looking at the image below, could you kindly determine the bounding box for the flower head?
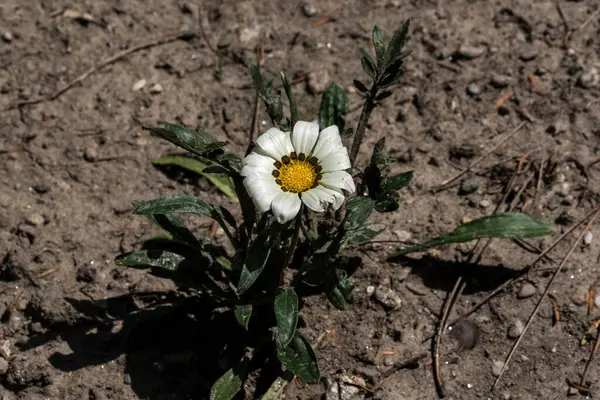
[241,121,355,224]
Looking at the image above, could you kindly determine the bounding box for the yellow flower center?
[273,152,322,193]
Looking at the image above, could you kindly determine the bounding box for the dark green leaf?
[372,25,386,69]
[152,156,238,202]
[217,152,242,172]
[360,49,377,79]
[344,196,375,230]
[318,82,348,131]
[133,194,212,217]
[250,65,284,125]
[384,170,413,192]
[384,19,410,69]
[327,269,355,309]
[210,368,243,400]
[237,230,273,294]
[234,304,253,330]
[328,286,346,310]
[370,137,386,166]
[281,72,299,128]
[374,197,399,213]
[375,90,393,101]
[274,288,299,347]
[342,226,385,248]
[389,212,556,258]
[145,213,200,247]
[115,250,184,271]
[143,122,227,157]
[353,79,369,93]
[276,332,320,383]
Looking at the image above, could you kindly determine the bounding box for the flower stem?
[280,205,303,286]
[349,90,376,167]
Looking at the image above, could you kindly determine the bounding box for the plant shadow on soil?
[18,290,289,399]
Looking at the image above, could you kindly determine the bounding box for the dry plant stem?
[433,277,464,398]
[382,352,428,379]
[492,205,600,391]
[579,325,600,388]
[349,92,376,167]
[2,31,186,111]
[281,206,303,286]
[435,121,527,191]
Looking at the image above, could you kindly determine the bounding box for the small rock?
[0,357,8,375]
[595,294,600,309]
[25,213,45,227]
[517,283,536,299]
[479,199,491,208]
[365,285,375,296]
[325,378,340,400]
[339,375,366,400]
[32,182,51,194]
[307,70,330,95]
[557,182,570,197]
[373,286,402,309]
[29,322,43,334]
[583,231,593,246]
[450,319,480,350]
[132,79,147,91]
[149,83,163,94]
[0,341,11,360]
[393,230,412,242]
[491,361,504,377]
[382,355,395,366]
[302,3,317,17]
[76,266,97,283]
[457,43,486,59]
[2,32,13,42]
[520,45,538,61]
[490,74,512,88]
[459,177,480,195]
[83,147,98,162]
[15,299,28,311]
[507,320,524,339]
[579,67,599,89]
[466,83,480,96]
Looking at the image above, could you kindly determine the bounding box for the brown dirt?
[1,0,600,399]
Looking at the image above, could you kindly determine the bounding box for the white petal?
[241,152,276,177]
[243,175,281,213]
[301,185,345,212]
[291,121,319,155]
[327,187,346,210]
[320,171,356,193]
[271,192,302,224]
[311,125,343,160]
[319,147,351,172]
[256,128,293,160]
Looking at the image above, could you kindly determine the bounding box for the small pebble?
[583,231,593,246]
[579,67,599,89]
[132,79,147,91]
[520,45,538,61]
[460,177,480,195]
[366,285,375,296]
[0,357,8,375]
[458,43,486,59]
[557,182,570,197]
[25,213,45,227]
[491,360,504,377]
[84,147,98,162]
[2,31,13,42]
[466,83,480,96]
[149,83,163,94]
[450,319,480,350]
[507,320,524,339]
[307,70,330,95]
[382,355,395,366]
[517,283,537,299]
[302,3,317,17]
[595,294,600,308]
[0,340,11,359]
[373,286,402,309]
[15,299,28,311]
[479,199,491,208]
[490,74,512,88]
[393,230,412,242]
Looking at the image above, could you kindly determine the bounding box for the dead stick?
[435,121,527,191]
[579,324,600,387]
[492,205,600,390]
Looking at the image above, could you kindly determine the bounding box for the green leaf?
[234,304,253,330]
[360,49,377,79]
[353,79,369,93]
[384,170,413,192]
[210,368,242,400]
[145,213,200,247]
[281,72,299,128]
[374,196,399,213]
[237,230,273,294]
[133,194,212,218]
[327,269,355,310]
[274,288,299,348]
[318,82,348,131]
[375,90,393,101]
[389,212,556,258]
[384,19,410,69]
[276,331,320,383]
[342,226,385,248]
[343,196,375,230]
[152,156,238,202]
[143,122,228,157]
[115,250,184,271]
[250,65,284,125]
[370,137,387,165]
[372,25,386,70]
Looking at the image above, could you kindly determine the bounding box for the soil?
[1,0,600,399]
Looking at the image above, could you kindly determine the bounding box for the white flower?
[241,121,355,224]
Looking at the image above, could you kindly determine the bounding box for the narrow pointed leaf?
[281,72,299,128]
[276,332,320,383]
[342,226,385,248]
[353,79,369,93]
[318,82,348,131]
[210,368,242,400]
[360,49,376,79]
[143,122,227,156]
[389,212,556,258]
[274,288,299,347]
[133,194,212,217]
[372,25,386,69]
[384,170,413,192]
[234,304,253,330]
[343,196,375,230]
[144,213,200,246]
[237,231,273,294]
[115,250,184,271]
[384,19,410,68]
[152,156,238,202]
